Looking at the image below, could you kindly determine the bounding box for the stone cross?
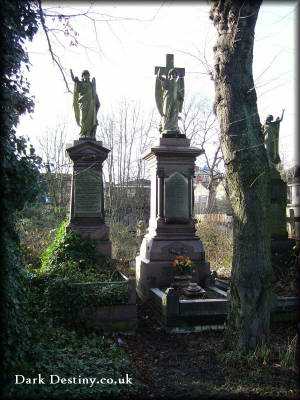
[154,54,185,77]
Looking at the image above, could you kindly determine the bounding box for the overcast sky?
[18,1,297,167]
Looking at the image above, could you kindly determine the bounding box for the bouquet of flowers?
[172,255,195,276]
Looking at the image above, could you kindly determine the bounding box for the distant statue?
[71,69,100,139]
[136,220,146,237]
[263,109,285,166]
[155,67,184,134]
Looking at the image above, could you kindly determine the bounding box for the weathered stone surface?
[140,238,204,262]
[66,223,111,257]
[74,169,102,217]
[136,138,209,297]
[160,137,190,147]
[66,139,112,258]
[268,167,288,239]
[162,288,179,316]
[270,203,288,239]
[263,109,285,167]
[136,256,173,289]
[165,172,189,223]
[71,69,100,139]
[155,54,185,135]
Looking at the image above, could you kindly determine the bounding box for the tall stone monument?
[66,69,111,259]
[136,55,210,299]
[263,110,288,243]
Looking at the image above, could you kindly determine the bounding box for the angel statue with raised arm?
[263,109,285,166]
[70,69,100,139]
[155,67,184,135]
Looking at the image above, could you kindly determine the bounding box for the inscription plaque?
[74,169,102,217]
[164,172,189,223]
[168,247,187,255]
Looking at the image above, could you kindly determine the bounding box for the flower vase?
[172,275,192,289]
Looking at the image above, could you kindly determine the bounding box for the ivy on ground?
[4,328,140,400]
[39,220,129,328]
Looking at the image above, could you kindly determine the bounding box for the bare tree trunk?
[206,178,216,213]
[210,0,274,352]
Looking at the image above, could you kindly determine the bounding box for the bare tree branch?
[37,0,71,92]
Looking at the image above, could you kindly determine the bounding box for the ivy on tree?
[0,0,41,383]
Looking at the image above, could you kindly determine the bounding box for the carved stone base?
[183,282,206,298]
[172,275,192,289]
[162,131,186,138]
[66,222,112,258]
[136,235,210,296]
[136,257,173,291]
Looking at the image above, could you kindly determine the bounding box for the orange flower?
[172,255,196,275]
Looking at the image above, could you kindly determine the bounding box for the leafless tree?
[37,121,71,217]
[37,1,163,92]
[180,94,224,213]
[99,98,156,224]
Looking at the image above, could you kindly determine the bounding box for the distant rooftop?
[196,165,223,176]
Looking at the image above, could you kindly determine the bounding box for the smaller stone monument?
[263,110,288,242]
[66,69,111,260]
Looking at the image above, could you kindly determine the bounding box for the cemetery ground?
[5,205,299,399]
[125,302,299,400]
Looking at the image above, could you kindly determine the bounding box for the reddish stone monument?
[136,54,211,299]
[136,137,211,299]
[66,139,112,259]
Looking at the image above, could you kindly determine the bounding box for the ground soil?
[116,246,299,399]
[117,301,299,400]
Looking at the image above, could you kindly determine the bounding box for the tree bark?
[209,0,274,352]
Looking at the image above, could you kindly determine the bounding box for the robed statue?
[70,69,100,139]
[155,67,184,134]
[263,109,285,166]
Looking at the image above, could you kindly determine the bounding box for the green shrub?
[40,219,106,278]
[17,204,62,269]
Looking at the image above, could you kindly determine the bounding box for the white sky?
[18,1,298,167]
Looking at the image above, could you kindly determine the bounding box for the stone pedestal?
[136,137,210,298]
[66,139,112,259]
[270,167,288,240]
[267,167,296,265]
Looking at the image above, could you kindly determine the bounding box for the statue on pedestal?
[155,68,184,134]
[154,54,185,135]
[263,109,285,166]
[71,69,100,139]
